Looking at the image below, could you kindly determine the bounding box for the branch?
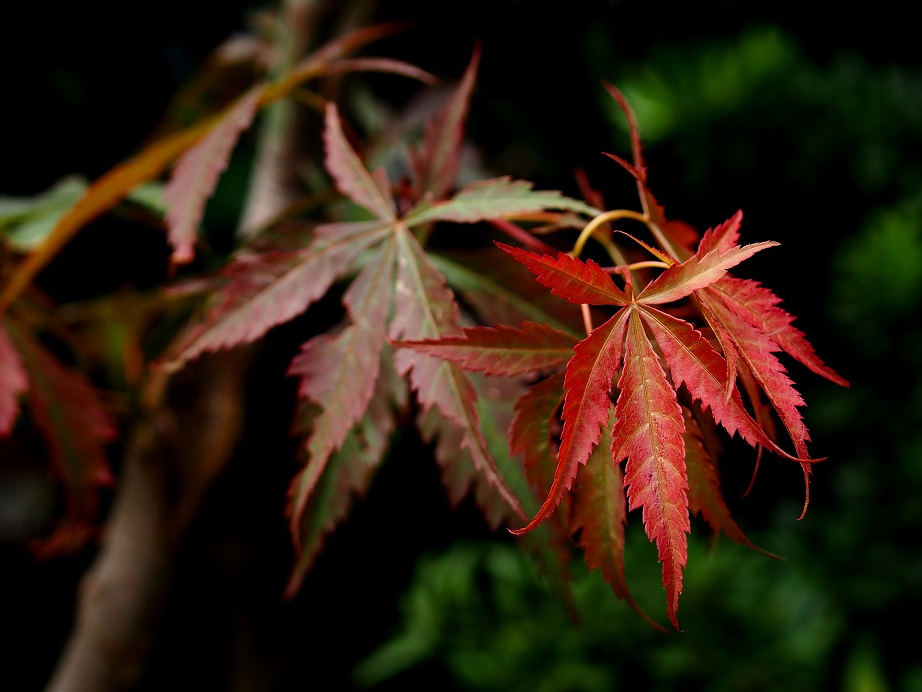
[43,347,255,692]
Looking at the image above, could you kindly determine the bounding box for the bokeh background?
[3,1,921,690]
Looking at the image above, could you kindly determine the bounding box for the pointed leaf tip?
[323,102,396,220]
[602,80,646,174]
[163,87,262,265]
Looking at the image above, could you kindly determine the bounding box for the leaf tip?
[796,463,811,520]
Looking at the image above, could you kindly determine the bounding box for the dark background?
[3,1,921,690]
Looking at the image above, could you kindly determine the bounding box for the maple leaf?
[392,321,577,377]
[405,177,600,226]
[161,220,391,369]
[285,235,397,536]
[162,86,263,265]
[408,43,481,201]
[5,322,116,539]
[389,227,526,521]
[285,351,407,598]
[397,201,842,627]
[309,100,599,527]
[611,310,689,629]
[509,371,566,495]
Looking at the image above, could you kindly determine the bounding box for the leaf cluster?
[0,17,847,630]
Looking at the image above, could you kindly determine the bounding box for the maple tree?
[0,11,851,686]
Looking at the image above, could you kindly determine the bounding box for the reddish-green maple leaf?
[162,86,263,265]
[392,321,577,377]
[7,323,116,531]
[389,226,525,521]
[408,43,480,201]
[285,353,407,598]
[325,102,397,221]
[0,322,28,435]
[162,220,390,369]
[174,73,600,588]
[613,310,688,630]
[286,235,397,537]
[405,177,600,227]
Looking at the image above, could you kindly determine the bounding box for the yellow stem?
[569,208,649,258]
[580,303,593,336]
[623,260,670,272]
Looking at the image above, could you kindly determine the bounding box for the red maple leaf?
[397,211,844,628]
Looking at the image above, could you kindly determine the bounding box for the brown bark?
[44,347,256,692]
